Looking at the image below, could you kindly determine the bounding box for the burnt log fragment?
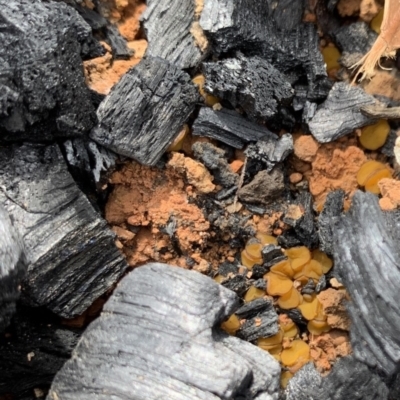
[286,356,389,399]
[318,190,345,255]
[0,306,82,399]
[192,142,238,187]
[271,0,305,31]
[47,263,281,400]
[91,56,199,166]
[235,298,275,320]
[141,0,206,69]
[192,107,277,149]
[203,54,294,122]
[221,275,250,298]
[0,206,27,332]
[0,143,127,318]
[332,191,400,375]
[199,0,270,55]
[0,0,97,141]
[309,82,376,143]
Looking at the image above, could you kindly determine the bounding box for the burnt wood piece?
[0,0,97,141]
[105,24,132,59]
[318,190,345,255]
[91,56,199,166]
[236,309,279,342]
[62,137,118,193]
[0,306,82,399]
[0,143,128,318]
[221,275,250,298]
[72,2,108,30]
[192,142,238,187]
[309,82,377,143]
[332,191,400,376]
[284,192,319,248]
[47,263,281,400]
[200,0,270,55]
[286,357,389,400]
[333,22,377,68]
[191,107,278,149]
[141,0,205,69]
[244,134,294,171]
[271,0,305,31]
[200,1,330,105]
[203,54,294,122]
[0,206,27,332]
[235,298,275,320]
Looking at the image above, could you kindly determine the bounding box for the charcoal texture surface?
[0,144,127,318]
[200,0,270,55]
[0,0,97,141]
[0,206,27,332]
[0,306,82,398]
[91,56,199,166]
[285,357,389,399]
[203,54,294,122]
[192,107,278,149]
[105,24,131,59]
[318,190,345,255]
[309,82,376,143]
[141,0,205,68]
[192,142,238,187]
[47,263,281,400]
[332,191,400,375]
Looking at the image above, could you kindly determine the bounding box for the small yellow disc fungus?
[282,323,299,339]
[256,232,278,246]
[241,249,262,269]
[370,7,384,34]
[307,319,330,336]
[257,330,284,350]
[279,317,299,338]
[285,247,311,272]
[265,272,293,296]
[321,45,341,72]
[297,260,323,280]
[312,250,333,274]
[281,340,310,368]
[359,120,390,150]
[244,286,265,302]
[213,274,226,283]
[356,160,387,186]
[278,287,302,309]
[192,74,220,107]
[221,314,241,335]
[281,371,294,388]
[167,125,189,152]
[270,259,295,279]
[298,295,319,320]
[364,168,392,194]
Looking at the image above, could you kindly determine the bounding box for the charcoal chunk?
[0,144,127,318]
[285,363,323,400]
[192,107,278,149]
[0,0,97,141]
[238,169,285,205]
[47,263,281,400]
[262,245,285,266]
[244,134,294,171]
[0,306,82,398]
[236,308,279,342]
[235,298,275,319]
[271,0,305,31]
[203,54,294,122]
[192,142,238,187]
[309,82,376,143]
[105,24,131,59]
[318,190,345,255]
[91,56,199,166]
[0,206,27,332]
[333,22,377,68]
[221,275,250,298]
[332,191,400,375]
[200,0,270,55]
[141,0,205,69]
